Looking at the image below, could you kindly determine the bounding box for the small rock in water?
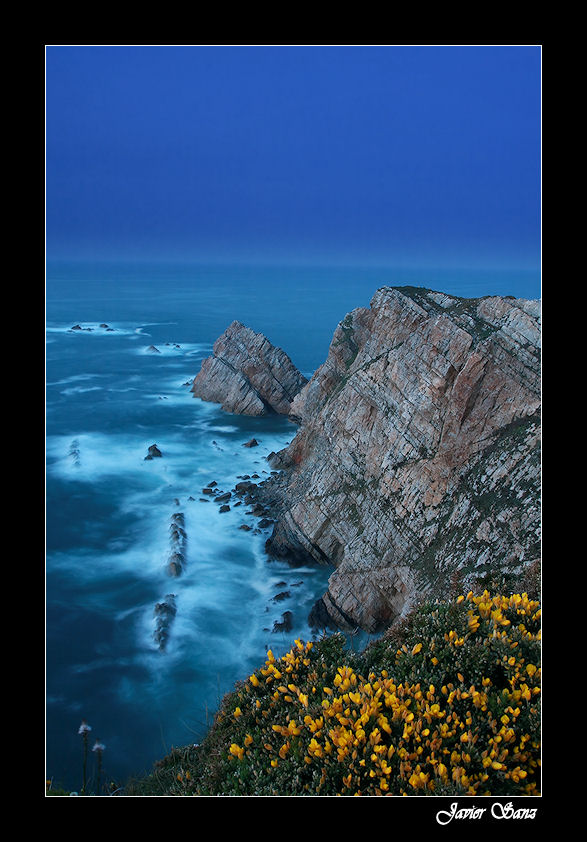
[153,594,177,651]
[167,552,184,577]
[273,611,293,633]
[243,438,259,448]
[144,444,163,460]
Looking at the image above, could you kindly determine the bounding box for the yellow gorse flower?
[229,743,244,760]
[219,600,540,796]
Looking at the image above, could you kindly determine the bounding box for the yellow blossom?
[229,744,244,760]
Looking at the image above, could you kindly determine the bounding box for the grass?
[122,587,541,797]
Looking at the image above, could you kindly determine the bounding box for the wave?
[134,342,212,357]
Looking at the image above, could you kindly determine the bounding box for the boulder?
[145,444,162,460]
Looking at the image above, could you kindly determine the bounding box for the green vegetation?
[123,589,541,797]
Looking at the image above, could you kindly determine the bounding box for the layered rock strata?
[191,320,307,415]
[261,286,541,632]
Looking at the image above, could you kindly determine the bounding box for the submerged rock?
[68,439,81,466]
[153,594,177,651]
[167,552,184,577]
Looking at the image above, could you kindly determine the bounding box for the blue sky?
[46,45,541,271]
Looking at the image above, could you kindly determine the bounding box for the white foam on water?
[61,385,104,396]
[47,322,140,337]
[46,355,322,763]
[134,342,211,357]
[47,542,167,589]
[47,372,104,388]
[47,433,172,483]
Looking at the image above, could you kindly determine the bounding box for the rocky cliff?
[191,320,308,415]
[261,286,541,632]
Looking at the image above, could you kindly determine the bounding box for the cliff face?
[192,320,308,415]
[263,287,541,632]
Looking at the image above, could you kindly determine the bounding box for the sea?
[45,260,541,793]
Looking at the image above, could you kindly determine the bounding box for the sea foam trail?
[45,311,332,786]
[46,413,321,657]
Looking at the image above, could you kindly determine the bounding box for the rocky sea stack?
[191,320,308,415]
[194,287,541,635]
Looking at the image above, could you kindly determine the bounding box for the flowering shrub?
[128,591,541,797]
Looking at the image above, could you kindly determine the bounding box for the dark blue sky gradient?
[46,45,541,270]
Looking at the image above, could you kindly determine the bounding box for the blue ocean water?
[45,260,540,792]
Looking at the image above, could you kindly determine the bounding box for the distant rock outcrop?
[260,286,541,632]
[191,320,307,416]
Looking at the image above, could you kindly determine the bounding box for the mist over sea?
[45,260,540,791]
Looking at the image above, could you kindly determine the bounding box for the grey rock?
[191,320,307,415]
[262,287,541,633]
